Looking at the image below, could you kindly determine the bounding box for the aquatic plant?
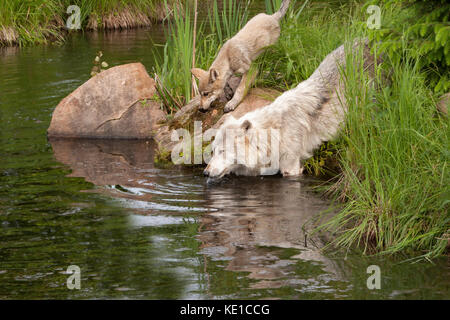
[320,42,449,259]
[0,0,65,46]
[152,0,196,111]
[265,0,284,15]
[153,0,252,111]
[0,0,179,46]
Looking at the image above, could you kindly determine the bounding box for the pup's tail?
[273,0,291,20]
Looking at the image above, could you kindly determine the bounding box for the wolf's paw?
[224,101,238,113]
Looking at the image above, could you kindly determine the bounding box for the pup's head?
[204,116,262,180]
[191,67,226,111]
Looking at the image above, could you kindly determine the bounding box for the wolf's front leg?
[224,72,248,113]
[280,156,303,177]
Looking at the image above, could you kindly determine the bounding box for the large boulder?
[48,63,166,139]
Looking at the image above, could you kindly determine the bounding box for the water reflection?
[199,178,344,290]
[49,138,346,297]
[50,138,156,186]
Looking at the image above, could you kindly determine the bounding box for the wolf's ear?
[209,68,219,83]
[216,114,234,128]
[241,120,252,131]
[191,68,208,80]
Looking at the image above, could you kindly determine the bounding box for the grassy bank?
[319,2,449,259]
[154,0,449,258]
[0,0,178,46]
[320,44,449,259]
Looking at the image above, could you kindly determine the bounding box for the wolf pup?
[191,0,291,113]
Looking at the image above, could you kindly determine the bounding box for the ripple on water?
[118,198,212,213]
[128,214,196,228]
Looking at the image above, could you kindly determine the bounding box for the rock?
[48,63,167,139]
[437,92,449,115]
[153,87,281,155]
[167,75,243,126]
[212,88,281,129]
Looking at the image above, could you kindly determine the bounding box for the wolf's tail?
[273,0,291,20]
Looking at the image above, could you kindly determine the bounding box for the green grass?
[265,0,284,15]
[255,1,351,89]
[0,0,65,46]
[153,0,252,110]
[153,0,196,109]
[0,0,177,46]
[273,1,448,259]
[319,42,449,259]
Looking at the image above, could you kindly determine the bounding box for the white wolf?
[204,41,375,180]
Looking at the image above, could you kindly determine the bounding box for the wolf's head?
[204,116,273,180]
[191,67,227,111]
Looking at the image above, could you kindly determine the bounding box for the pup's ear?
[241,120,252,131]
[191,68,207,80]
[209,68,219,83]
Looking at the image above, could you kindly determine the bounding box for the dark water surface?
[0,26,448,299]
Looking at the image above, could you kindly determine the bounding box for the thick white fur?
[205,41,370,179]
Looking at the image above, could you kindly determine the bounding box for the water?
[0,27,448,299]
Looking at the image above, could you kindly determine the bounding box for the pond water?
[0,23,448,299]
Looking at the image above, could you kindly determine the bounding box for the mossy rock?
[153,87,281,166]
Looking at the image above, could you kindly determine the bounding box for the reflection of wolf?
[198,178,344,289]
[205,40,375,180]
[191,0,291,112]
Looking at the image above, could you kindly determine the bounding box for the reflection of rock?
[48,63,166,139]
[197,177,343,289]
[50,138,156,186]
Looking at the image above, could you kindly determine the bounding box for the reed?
[153,0,195,111]
[153,0,252,111]
[264,0,283,15]
[0,0,178,46]
[319,43,449,259]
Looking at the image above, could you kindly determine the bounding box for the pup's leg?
[280,156,303,177]
[224,72,248,113]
